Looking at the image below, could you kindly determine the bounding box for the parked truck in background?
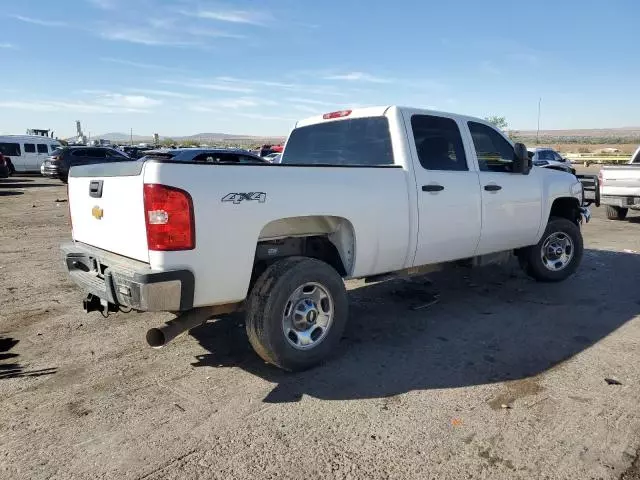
[599,146,640,220]
[62,106,591,371]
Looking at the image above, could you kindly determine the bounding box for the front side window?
[282,117,394,166]
[0,142,21,156]
[468,122,514,173]
[37,144,48,154]
[411,115,468,171]
[24,143,36,153]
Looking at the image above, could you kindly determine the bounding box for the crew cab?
[62,106,590,371]
[599,146,640,220]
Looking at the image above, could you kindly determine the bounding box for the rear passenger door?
[466,121,542,254]
[408,114,483,266]
[23,143,38,171]
[36,143,49,170]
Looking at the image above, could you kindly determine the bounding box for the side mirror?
[513,143,531,175]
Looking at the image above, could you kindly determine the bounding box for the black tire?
[60,176,68,184]
[245,257,348,371]
[606,205,628,220]
[518,217,583,282]
[6,160,15,176]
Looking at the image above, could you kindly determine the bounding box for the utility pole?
[130,128,133,146]
[536,97,542,145]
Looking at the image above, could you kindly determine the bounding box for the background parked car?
[0,135,61,174]
[140,148,268,164]
[0,154,10,178]
[528,147,576,175]
[121,146,154,159]
[41,147,132,183]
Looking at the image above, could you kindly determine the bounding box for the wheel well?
[549,197,580,224]
[250,236,347,290]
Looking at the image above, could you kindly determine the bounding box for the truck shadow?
[0,336,57,380]
[190,248,640,403]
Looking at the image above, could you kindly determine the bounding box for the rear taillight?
[0,154,5,166]
[598,170,603,186]
[143,184,195,251]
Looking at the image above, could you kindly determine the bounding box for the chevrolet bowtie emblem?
[92,206,104,220]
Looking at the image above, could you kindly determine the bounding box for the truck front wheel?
[606,205,628,220]
[518,217,583,282]
[245,257,348,371]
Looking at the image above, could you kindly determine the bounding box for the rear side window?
[24,143,36,153]
[411,115,468,171]
[37,144,48,154]
[468,122,515,173]
[86,149,107,158]
[71,149,87,156]
[0,142,21,156]
[282,117,394,166]
[537,150,554,161]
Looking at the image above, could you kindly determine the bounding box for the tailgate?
[601,166,640,196]
[68,162,149,262]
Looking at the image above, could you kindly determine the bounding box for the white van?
[0,135,62,174]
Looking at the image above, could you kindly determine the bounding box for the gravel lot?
[1,171,639,480]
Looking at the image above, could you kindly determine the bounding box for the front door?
[408,113,483,266]
[465,121,542,255]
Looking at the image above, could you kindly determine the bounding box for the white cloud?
[185,8,271,25]
[160,79,254,94]
[190,97,277,111]
[0,99,147,114]
[97,94,162,108]
[100,26,198,46]
[100,57,173,70]
[324,72,391,84]
[127,88,196,99]
[286,97,337,106]
[186,27,246,39]
[11,15,66,27]
[0,43,16,49]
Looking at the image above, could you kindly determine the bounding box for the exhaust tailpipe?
[146,304,240,348]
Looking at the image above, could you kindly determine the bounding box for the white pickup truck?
[62,106,590,371]
[599,146,640,220]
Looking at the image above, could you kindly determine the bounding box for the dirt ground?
[1,173,640,480]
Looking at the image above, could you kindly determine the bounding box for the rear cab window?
[281,117,394,166]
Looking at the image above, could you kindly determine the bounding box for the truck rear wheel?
[518,217,583,282]
[606,205,628,220]
[245,257,348,371]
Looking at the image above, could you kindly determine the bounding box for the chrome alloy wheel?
[282,282,334,350]
[541,232,574,271]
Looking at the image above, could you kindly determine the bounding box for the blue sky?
[0,0,638,137]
